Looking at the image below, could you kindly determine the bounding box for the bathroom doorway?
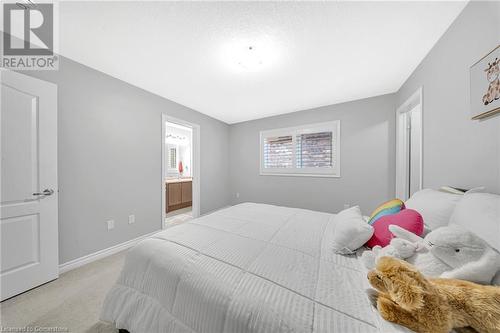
[161,115,200,229]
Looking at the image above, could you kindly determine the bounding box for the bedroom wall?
[229,94,396,215]
[21,57,230,264]
[396,1,500,194]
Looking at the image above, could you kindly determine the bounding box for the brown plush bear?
[367,256,500,333]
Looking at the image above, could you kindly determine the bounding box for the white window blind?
[296,132,333,168]
[168,147,177,169]
[260,121,340,177]
[263,136,293,168]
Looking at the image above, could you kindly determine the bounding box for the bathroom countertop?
[165,177,192,184]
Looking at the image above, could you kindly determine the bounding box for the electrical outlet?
[236,192,240,198]
[343,203,350,209]
[128,214,135,224]
[107,220,115,230]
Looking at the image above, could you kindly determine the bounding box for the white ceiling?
[59,1,467,124]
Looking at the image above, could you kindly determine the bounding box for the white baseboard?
[58,230,161,274]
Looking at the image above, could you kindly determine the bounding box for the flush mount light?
[219,36,280,73]
[237,46,263,71]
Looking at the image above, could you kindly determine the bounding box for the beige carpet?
[1,216,194,333]
[1,252,124,333]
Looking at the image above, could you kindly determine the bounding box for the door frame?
[161,114,200,229]
[395,86,423,200]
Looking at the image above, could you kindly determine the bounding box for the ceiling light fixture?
[237,46,263,71]
[220,36,280,73]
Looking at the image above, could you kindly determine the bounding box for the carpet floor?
[1,215,194,333]
[1,251,125,332]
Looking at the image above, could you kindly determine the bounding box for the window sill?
[259,172,340,178]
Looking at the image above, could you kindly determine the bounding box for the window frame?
[259,120,341,177]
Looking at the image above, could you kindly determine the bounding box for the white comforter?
[101,203,409,333]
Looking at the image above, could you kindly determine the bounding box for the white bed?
[101,203,409,332]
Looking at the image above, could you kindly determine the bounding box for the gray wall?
[23,57,230,264]
[397,1,500,194]
[229,94,396,215]
[17,0,500,264]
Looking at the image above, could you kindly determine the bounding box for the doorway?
[161,115,200,229]
[396,87,423,200]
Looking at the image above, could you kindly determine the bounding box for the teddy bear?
[367,256,500,333]
[389,224,500,284]
[361,238,419,269]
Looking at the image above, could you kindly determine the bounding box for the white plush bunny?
[389,224,500,284]
[361,238,418,269]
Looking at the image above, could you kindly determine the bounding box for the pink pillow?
[365,209,423,248]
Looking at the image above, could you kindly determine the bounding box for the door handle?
[32,189,54,197]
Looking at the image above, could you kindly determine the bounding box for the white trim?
[258,172,340,178]
[58,230,160,274]
[259,120,341,177]
[397,87,423,113]
[161,115,201,230]
[162,114,167,227]
[395,87,423,200]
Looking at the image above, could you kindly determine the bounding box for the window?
[263,135,293,169]
[260,121,340,177]
[168,147,177,170]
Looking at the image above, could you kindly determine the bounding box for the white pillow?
[493,271,500,286]
[450,192,500,252]
[405,189,462,229]
[332,206,374,254]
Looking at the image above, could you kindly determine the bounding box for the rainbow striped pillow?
[368,199,405,225]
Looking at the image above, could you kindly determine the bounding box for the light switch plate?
[128,214,135,224]
[107,220,115,230]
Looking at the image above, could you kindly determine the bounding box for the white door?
[409,107,422,196]
[0,70,58,301]
[396,88,423,200]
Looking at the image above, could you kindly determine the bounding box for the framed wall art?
[470,45,500,119]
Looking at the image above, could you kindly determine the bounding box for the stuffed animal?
[361,238,418,269]
[389,224,500,285]
[367,256,500,333]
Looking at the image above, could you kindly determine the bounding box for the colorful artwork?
[470,45,500,119]
[482,57,500,105]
